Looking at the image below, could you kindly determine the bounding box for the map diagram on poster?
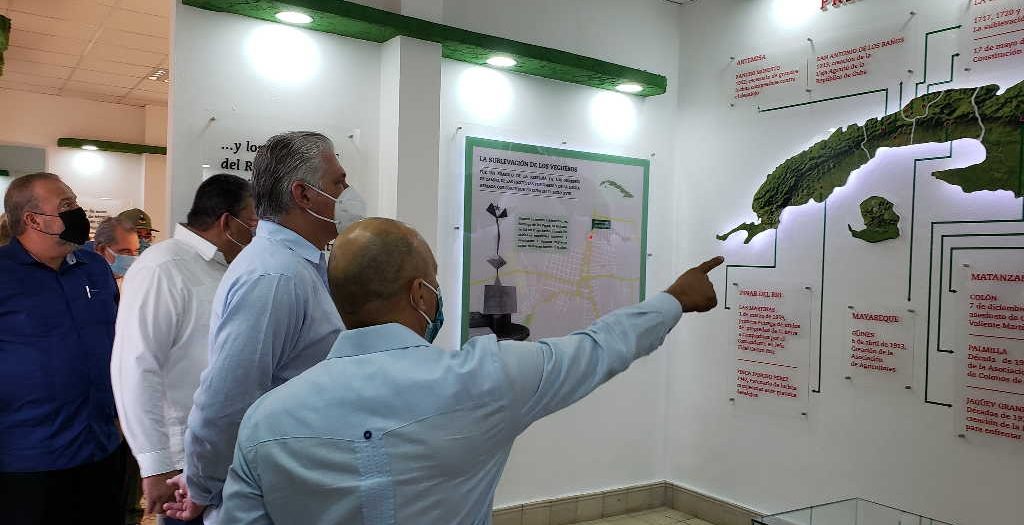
[462,137,649,342]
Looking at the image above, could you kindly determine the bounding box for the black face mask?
[32,207,91,245]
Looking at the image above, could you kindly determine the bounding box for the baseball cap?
[117,208,159,232]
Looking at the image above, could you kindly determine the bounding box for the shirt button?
[364,430,373,440]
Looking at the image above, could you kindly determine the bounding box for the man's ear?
[96,243,113,262]
[23,210,39,230]
[409,279,424,309]
[217,212,231,232]
[290,181,311,208]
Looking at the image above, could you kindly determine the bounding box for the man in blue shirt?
[168,132,366,523]
[217,218,722,524]
[0,172,130,525]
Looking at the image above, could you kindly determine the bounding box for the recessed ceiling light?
[81,144,99,151]
[275,11,313,24]
[201,164,211,168]
[486,55,517,68]
[615,83,643,94]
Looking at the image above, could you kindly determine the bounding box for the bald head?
[328,218,437,327]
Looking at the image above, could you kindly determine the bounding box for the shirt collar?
[173,224,226,266]
[5,238,85,268]
[327,323,430,359]
[257,220,323,265]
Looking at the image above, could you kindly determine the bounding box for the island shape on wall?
[848,195,900,243]
[718,80,1024,243]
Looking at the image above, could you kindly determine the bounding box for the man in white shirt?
[111,174,257,524]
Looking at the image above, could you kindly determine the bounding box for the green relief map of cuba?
[718,81,1024,243]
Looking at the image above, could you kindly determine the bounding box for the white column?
[143,104,169,236]
[378,36,442,250]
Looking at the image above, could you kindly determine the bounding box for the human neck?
[19,234,71,270]
[277,210,331,251]
[344,301,424,335]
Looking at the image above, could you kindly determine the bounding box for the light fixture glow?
[615,83,643,94]
[275,11,313,24]
[72,151,104,175]
[589,91,637,142]
[771,0,816,29]
[81,144,99,151]
[456,66,513,124]
[245,24,321,84]
[201,164,211,168]
[486,55,517,68]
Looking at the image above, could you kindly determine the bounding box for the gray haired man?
[166,132,366,523]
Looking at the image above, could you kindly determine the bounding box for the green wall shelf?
[57,138,167,155]
[182,0,668,97]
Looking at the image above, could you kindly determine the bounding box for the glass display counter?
[753,499,954,525]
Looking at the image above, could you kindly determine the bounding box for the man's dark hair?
[3,172,61,237]
[186,174,253,230]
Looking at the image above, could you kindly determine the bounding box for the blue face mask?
[107,250,137,277]
[414,280,444,343]
[138,238,152,253]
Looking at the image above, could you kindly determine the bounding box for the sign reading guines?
[734,283,812,416]
[958,255,1024,445]
[462,137,649,343]
[846,307,914,389]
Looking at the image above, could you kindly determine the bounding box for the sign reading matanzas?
[462,137,649,343]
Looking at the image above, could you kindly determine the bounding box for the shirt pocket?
[70,283,117,328]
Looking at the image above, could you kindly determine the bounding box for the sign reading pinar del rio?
[733,283,813,416]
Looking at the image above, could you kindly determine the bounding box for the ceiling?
[0,0,169,107]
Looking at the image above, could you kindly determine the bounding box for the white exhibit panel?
[170,5,382,224]
[956,252,1024,448]
[193,114,363,188]
[438,7,681,501]
[732,282,813,417]
[79,197,130,237]
[672,1,1024,523]
[462,137,649,342]
[959,0,1024,79]
[49,149,143,215]
[845,306,916,391]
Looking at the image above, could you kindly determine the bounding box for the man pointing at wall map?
[211,218,723,524]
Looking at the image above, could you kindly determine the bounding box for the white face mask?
[306,185,367,233]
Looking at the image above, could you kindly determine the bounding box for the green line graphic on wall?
[718,81,1024,244]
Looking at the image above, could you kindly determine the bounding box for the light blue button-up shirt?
[185,220,344,510]
[219,292,683,524]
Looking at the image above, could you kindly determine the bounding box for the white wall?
[0,89,148,212]
[437,0,683,507]
[669,1,1024,524]
[169,5,382,225]
[171,0,684,510]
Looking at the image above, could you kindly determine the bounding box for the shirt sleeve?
[184,273,301,507]
[111,262,186,477]
[219,443,273,525]
[492,292,683,432]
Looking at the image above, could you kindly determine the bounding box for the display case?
[753,499,954,525]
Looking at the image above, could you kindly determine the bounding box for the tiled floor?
[141,505,717,525]
[573,507,717,525]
